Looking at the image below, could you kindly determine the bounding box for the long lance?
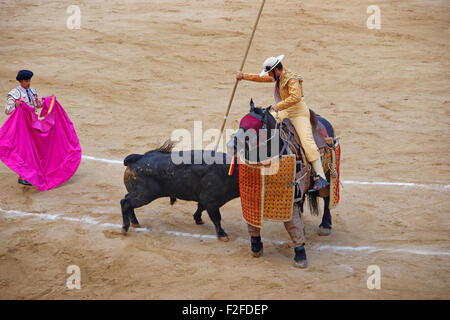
[214,0,266,151]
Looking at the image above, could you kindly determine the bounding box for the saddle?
[280,109,327,159]
[278,110,330,201]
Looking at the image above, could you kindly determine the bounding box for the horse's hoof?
[251,248,264,258]
[293,259,308,269]
[121,227,128,235]
[318,226,331,236]
[131,223,141,228]
[195,220,204,225]
[218,236,230,242]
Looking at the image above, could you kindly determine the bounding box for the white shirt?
[5,86,40,115]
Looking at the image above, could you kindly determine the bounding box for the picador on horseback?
[230,55,341,268]
[237,54,329,192]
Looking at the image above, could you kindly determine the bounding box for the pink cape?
[0,95,81,191]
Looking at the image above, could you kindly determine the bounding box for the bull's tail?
[124,154,143,166]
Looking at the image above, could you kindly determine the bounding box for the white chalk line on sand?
[1,207,449,257]
[81,155,450,191]
[81,155,122,165]
[342,180,450,190]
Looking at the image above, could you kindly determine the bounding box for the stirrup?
[308,175,329,192]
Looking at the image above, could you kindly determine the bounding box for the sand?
[0,0,449,299]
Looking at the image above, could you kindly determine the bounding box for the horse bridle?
[260,108,289,157]
[234,107,289,158]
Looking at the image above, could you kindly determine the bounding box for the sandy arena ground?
[0,0,449,299]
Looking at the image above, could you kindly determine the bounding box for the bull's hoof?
[121,227,128,235]
[293,259,308,269]
[195,219,205,225]
[318,226,331,236]
[218,236,230,242]
[131,223,142,228]
[251,247,263,258]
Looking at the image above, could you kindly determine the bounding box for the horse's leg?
[318,195,332,236]
[248,224,263,257]
[298,193,305,214]
[205,206,229,241]
[193,203,205,225]
[299,195,306,236]
[285,204,308,268]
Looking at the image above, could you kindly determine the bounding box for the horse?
[226,99,337,236]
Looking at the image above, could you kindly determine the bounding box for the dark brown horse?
[226,100,337,236]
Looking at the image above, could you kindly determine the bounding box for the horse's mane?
[258,106,276,129]
[144,139,175,155]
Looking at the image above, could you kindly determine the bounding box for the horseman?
[237,55,329,192]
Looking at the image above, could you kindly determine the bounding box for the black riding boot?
[308,174,329,192]
[294,244,308,268]
[250,236,263,257]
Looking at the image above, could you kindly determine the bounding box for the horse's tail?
[307,191,320,216]
[124,154,143,166]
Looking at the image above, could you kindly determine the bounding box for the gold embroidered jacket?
[243,69,308,117]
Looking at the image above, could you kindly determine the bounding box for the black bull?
[121,142,238,241]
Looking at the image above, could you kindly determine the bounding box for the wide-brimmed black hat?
[16,70,33,81]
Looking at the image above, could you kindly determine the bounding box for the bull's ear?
[250,98,255,111]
